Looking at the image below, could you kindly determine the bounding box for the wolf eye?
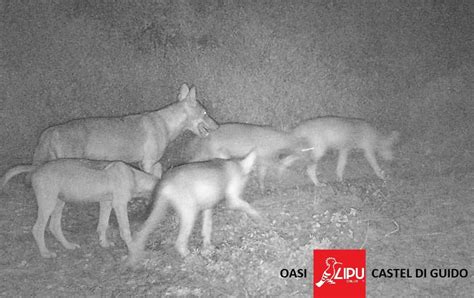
[203,111,207,115]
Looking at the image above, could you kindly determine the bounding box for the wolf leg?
[49,200,80,251]
[364,148,385,179]
[32,192,58,258]
[336,148,349,181]
[201,209,213,249]
[97,201,114,247]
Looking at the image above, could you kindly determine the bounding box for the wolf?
[1,159,161,258]
[190,123,310,192]
[125,151,264,266]
[29,83,218,176]
[290,116,399,186]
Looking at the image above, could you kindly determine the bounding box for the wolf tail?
[1,165,36,189]
[126,189,170,267]
[378,131,400,160]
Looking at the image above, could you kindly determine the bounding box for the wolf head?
[178,84,219,137]
[378,131,400,161]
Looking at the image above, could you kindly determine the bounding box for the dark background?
[1,0,472,164]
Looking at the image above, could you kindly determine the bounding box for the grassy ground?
[0,140,472,296]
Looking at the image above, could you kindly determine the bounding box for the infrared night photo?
[0,1,472,296]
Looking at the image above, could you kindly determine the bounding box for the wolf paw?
[100,239,115,248]
[123,246,147,267]
[63,242,80,250]
[41,250,57,258]
[175,245,190,258]
[379,170,388,181]
[124,255,141,269]
[201,244,215,256]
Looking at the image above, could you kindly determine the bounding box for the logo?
[315,257,343,287]
[314,249,366,298]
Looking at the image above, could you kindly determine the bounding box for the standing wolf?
[126,151,264,266]
[190,123,310,192]
[291,116,399,186]
[23,84,217,177]
[1,159,161,258]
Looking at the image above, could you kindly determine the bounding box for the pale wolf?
[191,123,310,191]
[126,151,264,266]
[31,83,218,176]
[291,116,399,186]
[2,159,160,258]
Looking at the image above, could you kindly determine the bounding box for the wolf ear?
[178,84,190,101]
[186,86,197,107]
[151,162,162,179]
[240,150,257,174]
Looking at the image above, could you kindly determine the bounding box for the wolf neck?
[152,102,188,142]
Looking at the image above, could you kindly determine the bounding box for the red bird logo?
[315,257,342,287]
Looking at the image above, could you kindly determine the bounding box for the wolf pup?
[126,151,263,266]
[191,123,310,192]
[29,83,217,176]
[1,159,160,258]
[291,116,399,186]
